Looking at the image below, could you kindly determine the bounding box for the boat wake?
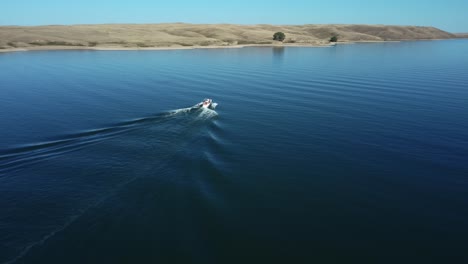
[167,104,218,118]
[0,103,220,264]
[0,106,217,177]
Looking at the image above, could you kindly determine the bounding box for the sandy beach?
[0,42,338,53]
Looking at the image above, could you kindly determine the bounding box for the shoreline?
[0,38,462,53]
[0,43,335,53]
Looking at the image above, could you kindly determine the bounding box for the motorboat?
[196,98,217,109]
[201,98,212,108]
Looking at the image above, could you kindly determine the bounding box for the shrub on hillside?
[273,32,286,42]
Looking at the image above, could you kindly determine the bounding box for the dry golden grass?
[0,23,455,49]
[454,33,468,38]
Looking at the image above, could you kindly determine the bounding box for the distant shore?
[0,43,340,53]
[2,39,463,54]
[0,23,457,53]
[455,33,468,38]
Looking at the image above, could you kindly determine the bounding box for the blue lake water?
[1,40,468,263]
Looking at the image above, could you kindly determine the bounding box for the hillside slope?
[0,23,456,49]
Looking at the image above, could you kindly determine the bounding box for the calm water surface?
[1,40,468,263]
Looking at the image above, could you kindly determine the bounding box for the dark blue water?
[1,40,468,263]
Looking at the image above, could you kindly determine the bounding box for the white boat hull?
[197,98,216,110]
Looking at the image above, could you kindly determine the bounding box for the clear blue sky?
[1,0,467,32]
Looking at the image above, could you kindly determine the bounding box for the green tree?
[330,35,338,42]
[273,32,286,42]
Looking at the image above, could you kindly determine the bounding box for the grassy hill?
[0,23,456,50]
[455,33,468,38]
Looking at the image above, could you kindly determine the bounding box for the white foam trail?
[1,103,219,264]
[165,107,194,117]
[196,108,218,120]
[166,102,218,120]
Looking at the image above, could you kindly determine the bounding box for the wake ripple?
[0,106,217,177]
[1,105,219,264]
